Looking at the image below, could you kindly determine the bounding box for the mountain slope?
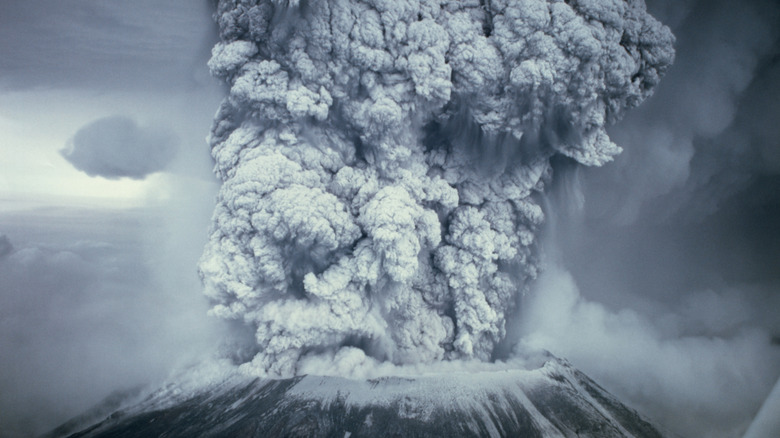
[51,358,665,438]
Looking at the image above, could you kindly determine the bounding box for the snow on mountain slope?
[49,356,665,438]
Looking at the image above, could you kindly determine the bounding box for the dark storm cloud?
[524,0,780,436]
[544,0,780,335]
[61,116,178,180]
[0,0,217,90]
[581,0,780,223]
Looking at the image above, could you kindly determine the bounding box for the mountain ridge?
[47,357,666,438]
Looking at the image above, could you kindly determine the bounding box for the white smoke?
[200,0,674,376]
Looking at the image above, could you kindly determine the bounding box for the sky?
[0,1,778,438]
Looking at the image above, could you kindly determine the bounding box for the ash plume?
[199,0,674,376]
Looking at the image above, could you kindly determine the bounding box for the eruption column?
[199,0,674,376]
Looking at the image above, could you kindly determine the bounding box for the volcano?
[40,2,676,437]
[48,356,665,438]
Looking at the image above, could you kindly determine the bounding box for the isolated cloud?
[61,116,178,180]
[200,0,674,376]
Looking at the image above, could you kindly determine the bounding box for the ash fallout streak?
[199,0,674,376]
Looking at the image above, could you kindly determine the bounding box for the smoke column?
[199,0,674,376]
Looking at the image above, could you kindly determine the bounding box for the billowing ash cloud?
[199,0,674,376]
[61,116,178,180]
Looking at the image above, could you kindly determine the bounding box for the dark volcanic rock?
[49,358,665,438]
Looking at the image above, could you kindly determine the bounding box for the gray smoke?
[61,116,178,180]
[200,0,674,376]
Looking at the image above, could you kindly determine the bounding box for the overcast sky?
[0,1,778,438]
